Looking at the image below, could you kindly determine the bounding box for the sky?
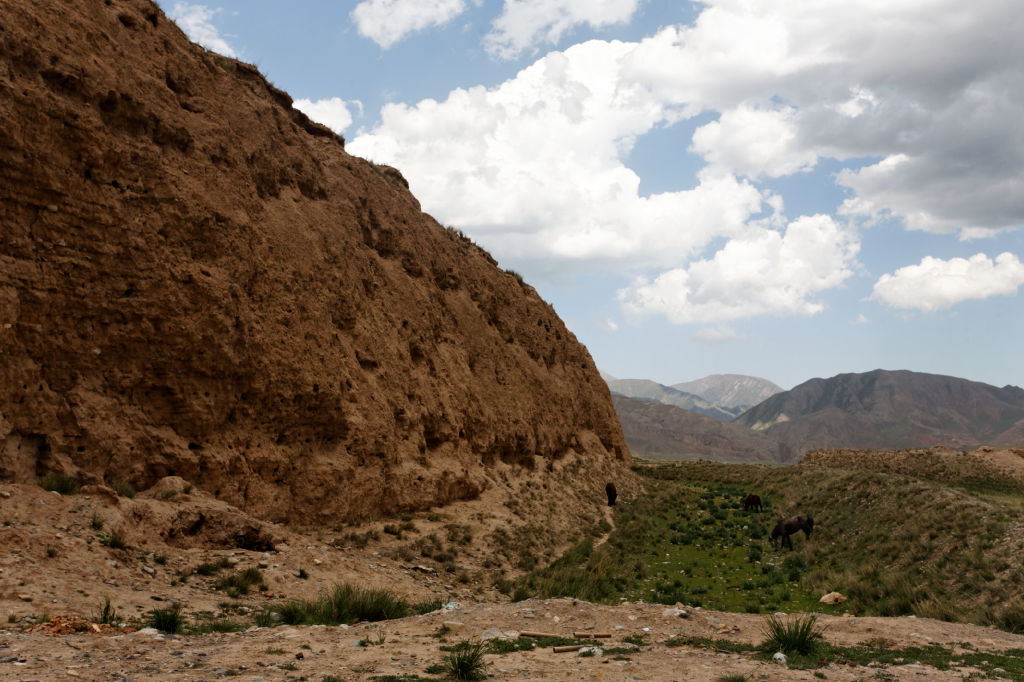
[160,0,1024,390]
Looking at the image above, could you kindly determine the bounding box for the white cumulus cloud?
[618,215,860,324]
[690,105,818,179]
[350,42,766,268]
[871,253,1024,311]
[351,0,467,49]
[293,97,357,135]
[348,0,1024,327]
[169,3,237,57]
[485,0,640,59]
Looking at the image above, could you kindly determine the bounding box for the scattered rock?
[820,591,847,604]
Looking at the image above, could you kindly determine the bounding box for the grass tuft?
[441,640,488,681]
[148,602,185,634]
[759,613,826,656]
[38,473,80,495]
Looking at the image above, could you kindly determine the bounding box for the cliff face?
[0,0,628,522]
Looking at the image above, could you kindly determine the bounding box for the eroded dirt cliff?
[0,0,628,523]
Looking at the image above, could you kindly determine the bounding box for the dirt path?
[594,503,616,548]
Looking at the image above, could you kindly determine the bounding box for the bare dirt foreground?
[3,599,1023,681]
[2,474,1023,682]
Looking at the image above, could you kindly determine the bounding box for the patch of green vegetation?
[514,477,824,613]
[215,568,265,597]
[630,460,1023,630]
[439,640,488,681]
[259,583,411,626]
[759,614,826,657]
[665,635,754,653]
[111,480,135,498]
[98,529,127,550]
[38,473,80,495]
[194,557,232,576]
[95,598,118,625]
[148,602,185,634]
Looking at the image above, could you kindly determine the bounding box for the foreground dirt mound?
[0,0,628,523]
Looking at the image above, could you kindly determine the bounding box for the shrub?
[38,473,80,495]
[441,640,488,681]
[759,614,825,656]
[216,568,265,597]
[90,514,104,530]
[195,557,232,576]
[413,597,444,615]
[98,529,127,549]
[96,598,118,625]
[148,603,185,634]
[111,481,135,498]
[261,584,411,626]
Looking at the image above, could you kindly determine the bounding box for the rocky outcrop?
[0,0,628,522]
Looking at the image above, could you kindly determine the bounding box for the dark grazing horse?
[743,493,763,512]
[769,514,813,550]
[605,482,617,506]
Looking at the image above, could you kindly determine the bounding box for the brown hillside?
[612,395,782,463]
[0,0,628,524]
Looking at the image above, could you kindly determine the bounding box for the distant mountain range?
[606,369,1024,463]
[734,369,1024,459]
[672,374,783,411]
[603,377,740,421]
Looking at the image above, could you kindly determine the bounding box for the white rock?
[772,652,787,664]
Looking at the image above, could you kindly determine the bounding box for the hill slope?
[673,374,783,411]
[606,378,739,421]
[612,395,782,462]
[0,0,628,523]
[734,369,1024,458]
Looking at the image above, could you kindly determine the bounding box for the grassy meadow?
[515,457,1024,634]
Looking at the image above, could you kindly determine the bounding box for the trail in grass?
[594,503,615,548]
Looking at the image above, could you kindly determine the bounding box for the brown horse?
[769,514,813,550]
[743,493,762,512]
[605,482,617,506]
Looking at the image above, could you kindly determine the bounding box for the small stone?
[772,652,787,664]
[46,204,59,212]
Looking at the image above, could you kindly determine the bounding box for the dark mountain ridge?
[734,369,1024,459]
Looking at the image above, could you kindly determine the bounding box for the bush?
[95,598,118,625]
[111,480,135,498]
[441,640,488,681]
[98,529,127,549]
[260,584,411,626]
[216,568,265,597]
[148,603,185,634]
[38,473,80,495]
[759,614,825,656]
[195,557,232,576]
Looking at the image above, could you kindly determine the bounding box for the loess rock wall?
[0,0,629,522]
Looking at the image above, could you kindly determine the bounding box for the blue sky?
[162,0,1024,390]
